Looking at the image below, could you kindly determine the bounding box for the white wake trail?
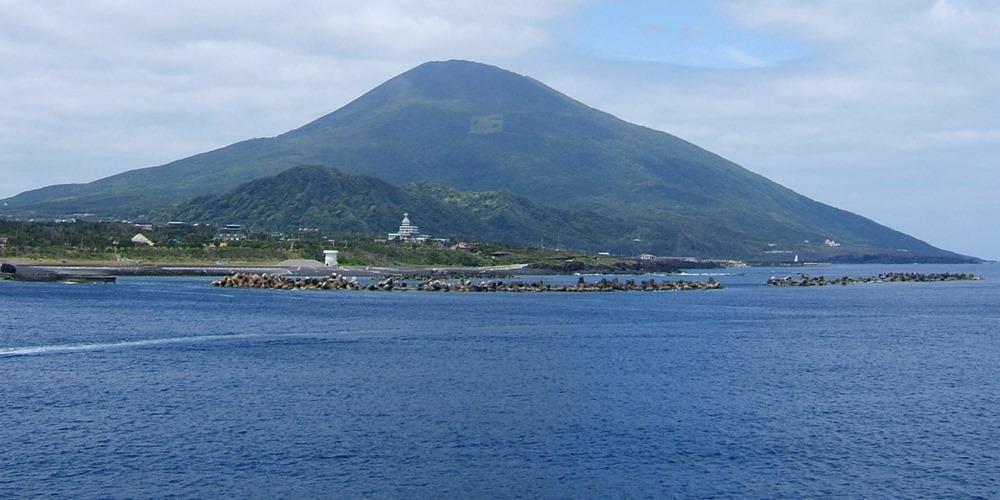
[0,332,311,357]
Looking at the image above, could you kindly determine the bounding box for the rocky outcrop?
[211,273,723,293]
[766,272,981,287]
[212,273,366,290]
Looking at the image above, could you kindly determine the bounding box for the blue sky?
[1,0,998,258]
[556,0,808,68]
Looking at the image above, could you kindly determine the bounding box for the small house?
[323,250,339,267]
[131,233,155,246]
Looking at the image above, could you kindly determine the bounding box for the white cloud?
[526,0,1000,257]
[719,46,766,67]
[0,0,584,197]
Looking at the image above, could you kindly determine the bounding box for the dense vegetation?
[164,165,649,253]
[1,60,968,260]
[161,165,975,262]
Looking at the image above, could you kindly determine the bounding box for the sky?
[1,0,998,258]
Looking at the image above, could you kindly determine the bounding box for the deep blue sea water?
[1,263,998,498]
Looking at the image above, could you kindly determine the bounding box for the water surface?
[2,264,998,497]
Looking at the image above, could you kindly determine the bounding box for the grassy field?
[2,232,619,268]
[3,245,624,268]
[0,219,676,270]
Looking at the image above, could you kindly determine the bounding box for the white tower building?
[388,213,429,242]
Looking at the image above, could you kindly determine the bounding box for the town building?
[387,213,429,242]
[216,224,247,242]
[0,236,8,254]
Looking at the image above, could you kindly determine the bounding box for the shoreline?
[2,259,993,283]
[0,261,534,281]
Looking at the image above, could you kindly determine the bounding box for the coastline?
[0,260,533,280]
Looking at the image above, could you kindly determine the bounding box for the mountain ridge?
[164,165,643,252]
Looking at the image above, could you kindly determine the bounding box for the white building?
[387,213,429,242]
[216,224,247,242]
[323,250,339,267]
[131,233,155,246]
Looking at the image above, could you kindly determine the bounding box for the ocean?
[2,264,998,497]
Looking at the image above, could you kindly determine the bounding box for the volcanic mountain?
[1,60,968,260]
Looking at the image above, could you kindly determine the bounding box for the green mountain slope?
[166,165,966,261]
[165,165,641,251]
[2,59,968,259]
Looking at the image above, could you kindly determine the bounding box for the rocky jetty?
[211,273,723,293]
[527,260,682,275]
[391,270,514,281]
[766,272,981,287]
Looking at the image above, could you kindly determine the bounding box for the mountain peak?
[402,59,523,82]
[386,59,566,106]
[407,59,508,74]
[285,58,575,138]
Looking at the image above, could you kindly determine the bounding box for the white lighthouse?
[387,213,429,242]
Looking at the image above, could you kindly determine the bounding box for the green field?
[0,219,641,269]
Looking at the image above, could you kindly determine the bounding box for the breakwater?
[391,270,515,281]
[211,273,723,292]
[766,272,981,287]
